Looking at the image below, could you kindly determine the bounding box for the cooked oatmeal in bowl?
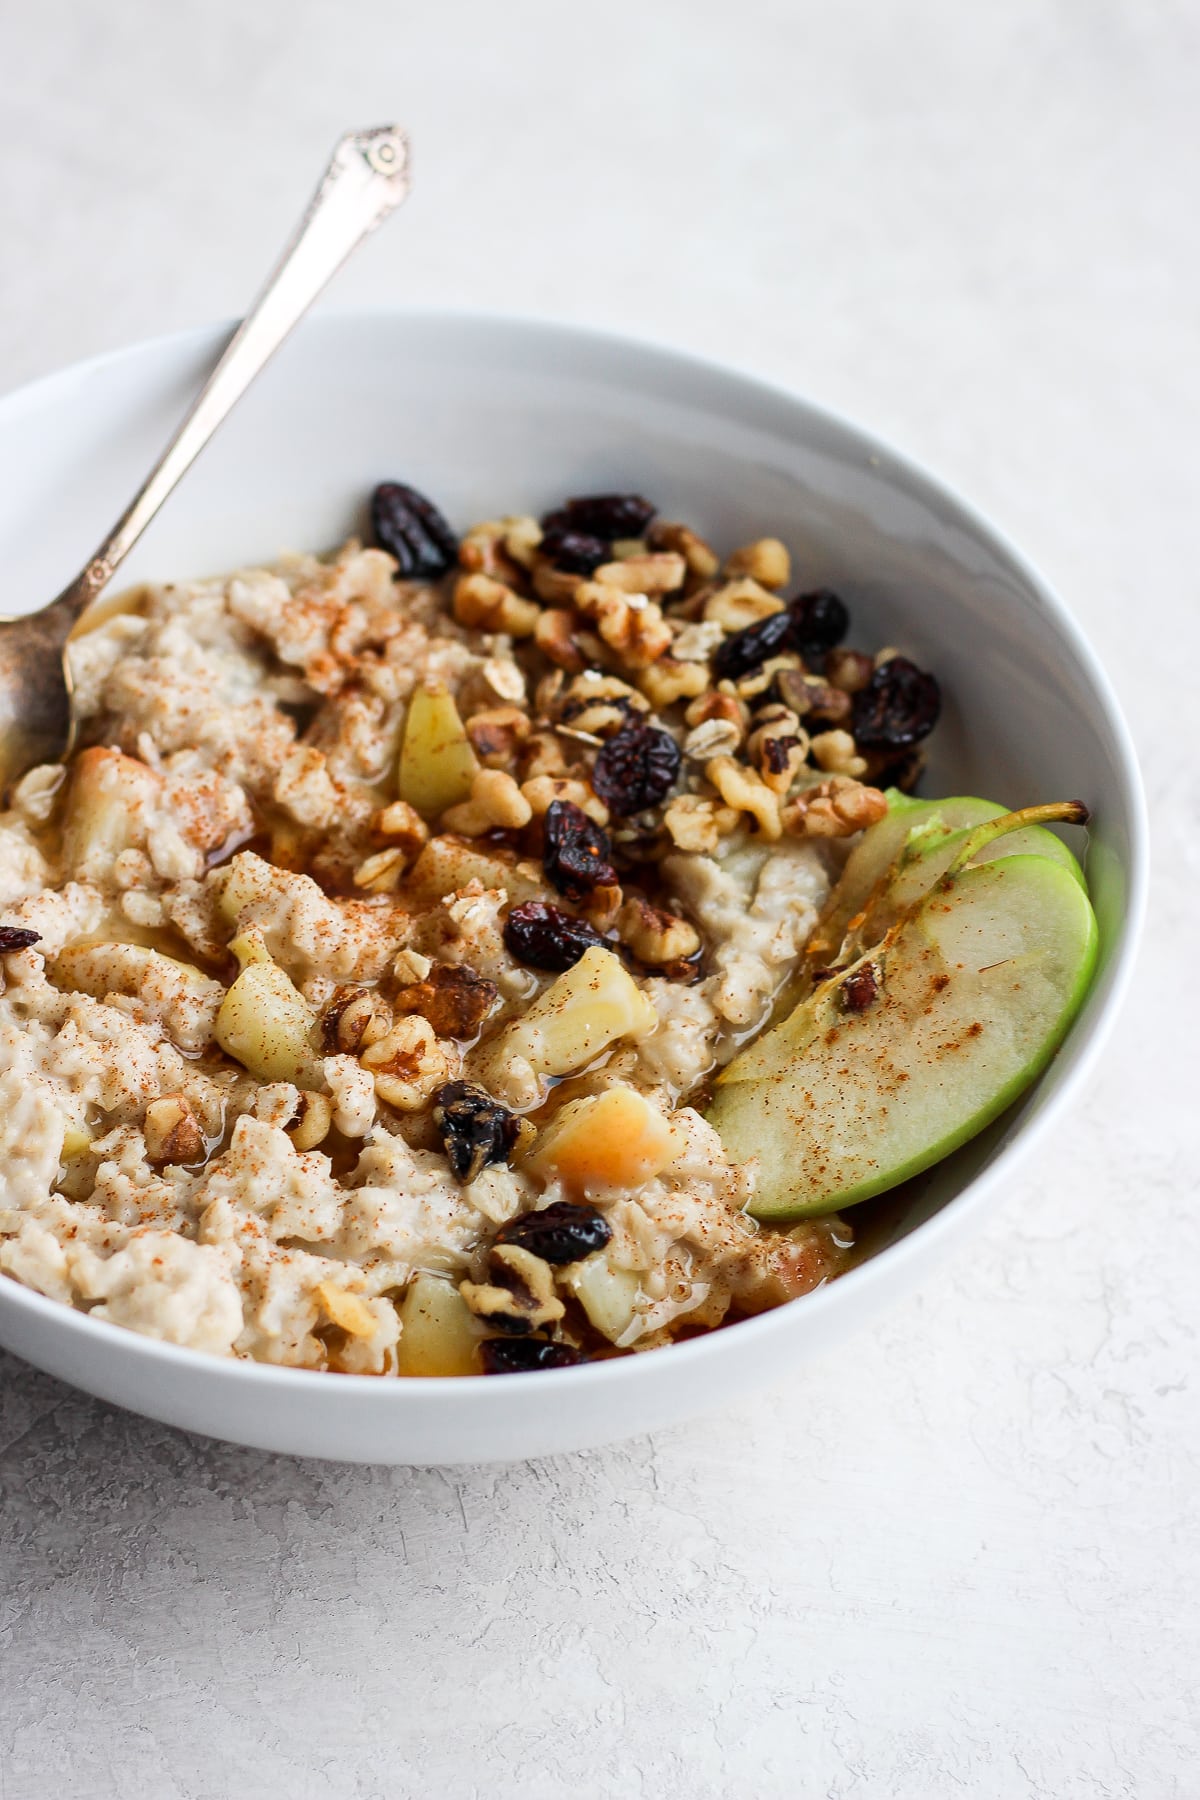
[0,481,943,1375]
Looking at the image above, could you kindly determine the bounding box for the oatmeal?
[0,485,941,1374]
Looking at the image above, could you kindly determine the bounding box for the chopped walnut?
[521,774,609,827]
[442,769,534,835]
[459,1244,565,1333]
[323,986,393,1054]
[781,776,887,838]
[746,705,811,794]
[458,516,542,582]
[662,793,740,853]
[557,672,649,738]
[703,578,785,631]
[531,560,586,605]
[637,657,709,708]
[519,729,570,781]
[353,848,407,892]
[573,581,673,669]
[616,896,701,965]
[361,1015,454,1110]
[809,728,868,779]
[730,652,801,700]
[452,572,541,638]
[534,607,586,672]
[591,552,686,596]
[393,962,498,1039]
[143,1095,205,1166]
[825,648,875,694]
[287,1090,333,1151]
[466,704,531,767]
[723,538,791,589]
[646,518,720,582]
[684,688,748,736]
[373,799,430,864]
[706,755,783,840]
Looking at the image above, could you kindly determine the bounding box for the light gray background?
[1,3,1195,1796]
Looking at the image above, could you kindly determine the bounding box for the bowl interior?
[0,310,1143,1279]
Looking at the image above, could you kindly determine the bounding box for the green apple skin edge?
[708,806,1099,1222]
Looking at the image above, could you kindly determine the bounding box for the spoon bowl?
[0,125,409,798]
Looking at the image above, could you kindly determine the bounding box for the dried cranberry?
[789,589,850,665]
[370,482,458,578]
[496,1201,612,1265]
[591,721,682,817]
[480,1337,587,1374]
[432,1081,522,1184]
[0,926,40,953]
[539,524,609,575]
[840,962,880,1012]
[540,494,656,540]
[541,800,617,899]
[711,608,795,681]
[852,656,941,751]
[503,901,606,972]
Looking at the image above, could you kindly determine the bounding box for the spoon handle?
[59,125,410,618]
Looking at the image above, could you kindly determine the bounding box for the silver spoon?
[0,124,410,797]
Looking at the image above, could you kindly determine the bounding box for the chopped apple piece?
[562,1252,643,1343]
[527,1088,679,1192]
[215,933,320,1084]
[476,946,657,1091]
[61,747,159,883]
[397,683,479,819]
[395,1273,481,1377]
[407,836,545,906]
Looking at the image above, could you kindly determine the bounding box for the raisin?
[591,720,682,817]
[480,1337,587,1374]
[539,524,609,574]
[503,901,606,972]
[0,926,40,953]
[496,1200,612,1265]
[432,1081,522,1184]
[840,962,880,1012]
[851,656,941,751]
[540,494,656,540]
[370,482,458,579]
[789,589,850,666]
[711,608,795,681]
[541,800,617,899]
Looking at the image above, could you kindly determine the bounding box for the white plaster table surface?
[0,3,1195,1796]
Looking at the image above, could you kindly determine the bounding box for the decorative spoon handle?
[61,125,410,615]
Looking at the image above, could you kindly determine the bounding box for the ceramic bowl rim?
[0,305,1150,1403]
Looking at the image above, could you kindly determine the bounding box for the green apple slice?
[708,845,1098,1219]
[807,791,1085,978]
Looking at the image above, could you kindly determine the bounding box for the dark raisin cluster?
[432,1082,522,1184]
[541,800,617,899]
[496,1200,612,1265]
[712,589,851,682]
[503,901,606,972]
[591,720,682,818]
[851,656,941,751]
[480,1338,587,1374]
[0,927,41,953]
[370,482,459,578]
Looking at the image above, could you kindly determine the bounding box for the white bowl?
[0,311,1147,1464]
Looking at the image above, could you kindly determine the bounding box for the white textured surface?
[0,2,1194,1795]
